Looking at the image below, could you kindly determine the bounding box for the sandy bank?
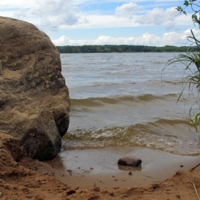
[1,133,200,200]
[47,146,200,189]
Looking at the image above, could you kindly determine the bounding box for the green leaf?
[193,113,200,125]
[184,0,189,6]
[192,14,198,22]
[176,6,183,12]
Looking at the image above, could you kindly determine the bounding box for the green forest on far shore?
[56,45,196,53]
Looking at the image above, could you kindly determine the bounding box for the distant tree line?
[56,45,197,53]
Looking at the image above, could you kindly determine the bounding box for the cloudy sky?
[0,0,199,46]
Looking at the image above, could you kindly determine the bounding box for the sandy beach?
[0,131,200,200]
[47,146,200,189]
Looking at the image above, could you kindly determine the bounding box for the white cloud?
[0,0,196,47]
[0,0,81,31]
[0,0,35,8]
[59,14,140,29]
[163,29,200,45]
[174,14,194,26]
[115,3,142,18]
[53,29,200,46]
[136,7,179,28]
[58,6,188,31]
[0,1,184,31]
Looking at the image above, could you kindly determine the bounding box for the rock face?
[0,17,70,160]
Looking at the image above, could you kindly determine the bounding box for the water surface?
[61,53,199,155]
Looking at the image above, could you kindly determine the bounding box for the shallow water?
[61,53,200,155]
[48,146,200,188]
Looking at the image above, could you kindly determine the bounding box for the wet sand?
[1,132,200,200]
[46,146,200,189]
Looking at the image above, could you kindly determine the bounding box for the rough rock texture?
[0,17,70,160]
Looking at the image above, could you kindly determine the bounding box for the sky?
[0,0,199,46]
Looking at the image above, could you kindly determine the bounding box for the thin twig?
[187,181,200,200]
[190,163,200,172]
[67,170,72,176]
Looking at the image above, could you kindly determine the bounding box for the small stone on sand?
[118,156,142,167]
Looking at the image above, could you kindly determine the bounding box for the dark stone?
[118,156,142,167]
[67,190,76,196]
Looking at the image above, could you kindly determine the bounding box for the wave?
[63,118,198,155]
[70,93,178,107]
[161,80,185,85]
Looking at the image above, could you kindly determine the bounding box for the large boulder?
[0,17,70,160]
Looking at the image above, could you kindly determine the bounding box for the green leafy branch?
[176,0,200,26]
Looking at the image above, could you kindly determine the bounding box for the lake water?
[61,53,199,156]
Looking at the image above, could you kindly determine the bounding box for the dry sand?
[1,133,200,200]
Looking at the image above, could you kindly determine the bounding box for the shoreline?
[1,132,200,199]
[46,146,200,189]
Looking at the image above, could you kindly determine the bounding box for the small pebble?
[118,156,142,167]
[110,192,114,196]
[67,189,76,196]
[129,172,132,176]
